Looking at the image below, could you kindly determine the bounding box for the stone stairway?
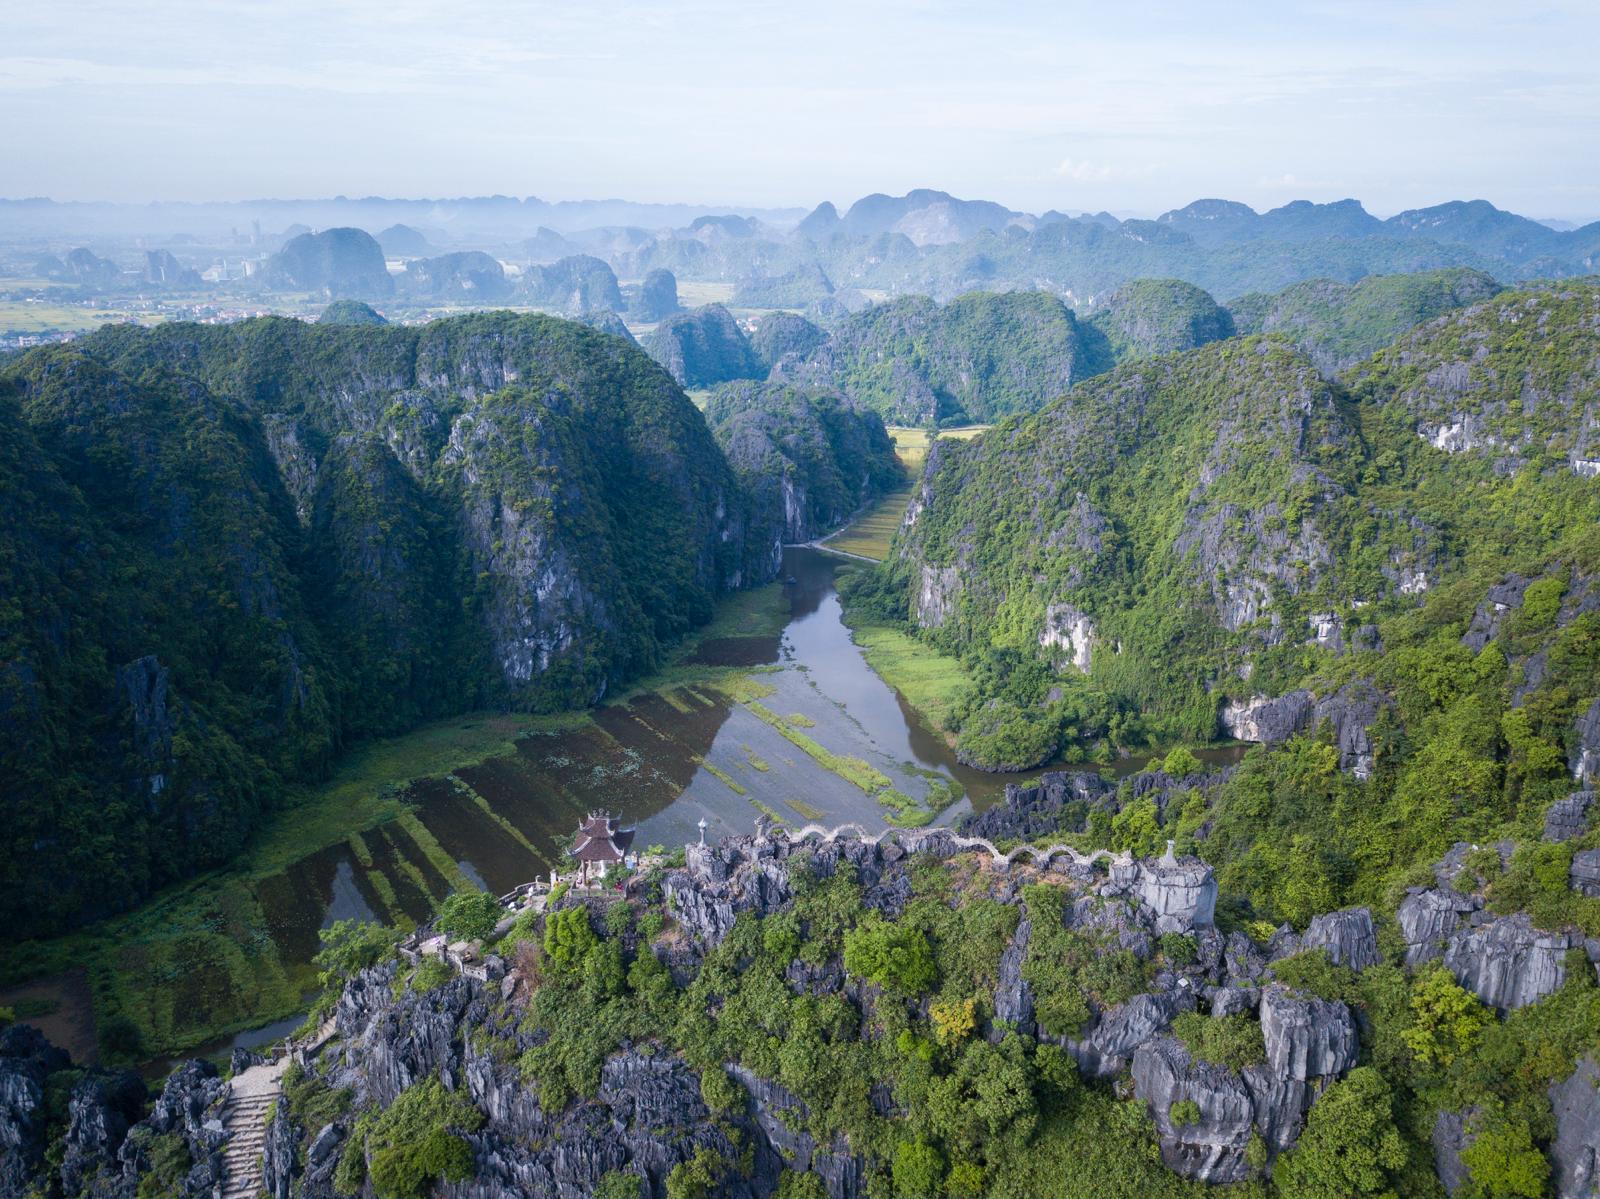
[218,1057,287,1199]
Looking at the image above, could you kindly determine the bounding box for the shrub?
[1170,1012,1265,1071]
[892,1140,945,1198]
[435,889,501,941]
[1169,1098,1202,1126]
[1163,746,1203,777]
[775,1173,827,1199]
[604,901,633,937]
[665,1147,727,1199]
[315,919,397,987]
[1158,932,1197,964]
[930,997,978,1046]
[354,1077,484,1199]
[1402,964,1493,1068]
[368,1130,473,1199]
[544,907,599,971]
[1274,1067,1405,1199]
[842,917,937,994]
[595,1170,644,1199]
[409,957,453,993]
[700,1065,745,1114]
[1460,1118,1549,1198]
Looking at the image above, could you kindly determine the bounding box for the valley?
[0,544,994,1069]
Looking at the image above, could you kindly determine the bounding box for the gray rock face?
[1134,854,1219,933]
[1550,1056,1600,1199]
[1444,913,1576,1012]
[1432,1108,1477,1197]
[259,1105,300,1199]
[1461,574,1530,652]
[1259,986,1357,1081]
[1130,1030,1322,1185]
[0,1025,69,1197]
[992,916,1034,1035]
[59,1072,147,1196]
[1311,680,1390,778]
[1572,698,1600,781]
[1547,792,1596,842]
[1132,1037,1258,1184]
[959,770,1117,841]
[1220,691,1313,743]
[1073,991,1188,1078]
[1397,887,1479,967]
[1302,907,1380,970]
[1573,849,1600,898]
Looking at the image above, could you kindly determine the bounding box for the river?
[6,546,1243,1069]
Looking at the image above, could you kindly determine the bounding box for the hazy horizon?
[6,0,1599,223]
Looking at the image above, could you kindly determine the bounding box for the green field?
[821,425,988,560]
[0,300,165,335]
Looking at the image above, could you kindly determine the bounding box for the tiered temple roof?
[571,811,634,865]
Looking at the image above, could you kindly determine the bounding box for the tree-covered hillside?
[0,312,773,938]
[859,282,1600,772]
[642,304,765,388]
[776,291,1096,424]
[1228,268,1504,373]
[1082,278,1236,367]
[706,381,903,554]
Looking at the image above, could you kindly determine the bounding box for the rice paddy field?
[821,425,989,560]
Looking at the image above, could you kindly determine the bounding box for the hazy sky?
[5,0,1598,220]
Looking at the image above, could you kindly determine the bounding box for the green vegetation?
[1228,268,1503,373]
[1083,278,1235,366]
[1273,1068,1407,1199]
[787,291,1096,424]
[1,311,770,942]
[434,889,502,941]
[337,1075,484,1199]
[1170,1012,1266,1071]
[706,380,903,543]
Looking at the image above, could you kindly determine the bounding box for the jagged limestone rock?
[1444,912,1577,1013]
[1547,792,1597,843]
[1550,1055,1600,1199]
[1134,851,1219,933]
[1301,907,1380,970]
[1397,887,1479,967]
[1572,698,1600,782]
[1220,692,1313,743]
[1432,1108,1478,1197]
[1259,986,1358,1081]
[1132,1036,1258,1184]
[1571,849,1600,898]
[1311,681,1390,779]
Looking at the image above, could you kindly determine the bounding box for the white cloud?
[1054,158,1157,184]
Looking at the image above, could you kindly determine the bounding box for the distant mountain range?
[9,189,1600,321]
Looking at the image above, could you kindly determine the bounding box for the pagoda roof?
[571,812,634,863]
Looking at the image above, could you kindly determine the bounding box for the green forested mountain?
[1082,277,1236,366]
[776,290,1097,424]
[0,313,768,938]
[641,303,765,388]
[863,282,1600,771]
[706,381,903,550]
[1228,268,1504,373]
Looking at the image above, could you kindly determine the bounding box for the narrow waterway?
[10,546,1244,1068]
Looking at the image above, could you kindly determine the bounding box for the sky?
[4,0,1599,221]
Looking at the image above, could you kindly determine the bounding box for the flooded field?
[247,546,1006,960]
[13,545,1246,1068]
